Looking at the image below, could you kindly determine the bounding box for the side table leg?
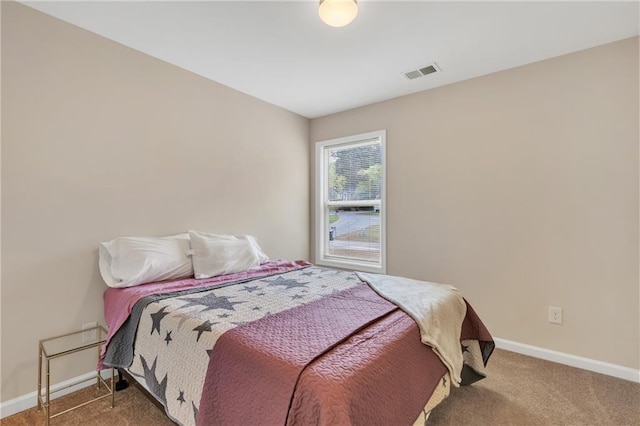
[45,358,50,426]
[37,343,42,411]
[96,346,101,390]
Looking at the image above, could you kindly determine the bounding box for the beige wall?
[1,1,638,407]
[311,37,639,369]
[1,2,309,402]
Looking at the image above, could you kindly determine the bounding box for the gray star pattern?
[266,276,310,290]
[179,292,243,313]
[150,306,170,335]
[177,390,185,405]
[140,355,168,405]
[193,320,215,342]
[240,285,260,293]
[164,331,172,345]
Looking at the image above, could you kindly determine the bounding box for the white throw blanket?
[356,272,467,386]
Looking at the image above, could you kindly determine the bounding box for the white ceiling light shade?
[318,0,358,28]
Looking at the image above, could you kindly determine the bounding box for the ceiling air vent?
[403,63,440,80]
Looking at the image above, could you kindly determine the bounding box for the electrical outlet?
[548,307,562,324]
[82,322,97,342]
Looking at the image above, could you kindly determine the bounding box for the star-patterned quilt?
[103,263,493,426]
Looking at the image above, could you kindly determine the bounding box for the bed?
[101,259,493,425]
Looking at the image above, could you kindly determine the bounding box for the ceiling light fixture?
[318,0,358,28]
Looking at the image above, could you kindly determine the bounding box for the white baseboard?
[494,337,640,383]
[0,370,113,419]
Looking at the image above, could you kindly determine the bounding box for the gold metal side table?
[37,325,114,425]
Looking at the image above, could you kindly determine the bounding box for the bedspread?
[103,265,493,426]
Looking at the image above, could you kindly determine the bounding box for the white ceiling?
[22,1,640,118]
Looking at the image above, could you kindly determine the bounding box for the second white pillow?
[188,231,262,279]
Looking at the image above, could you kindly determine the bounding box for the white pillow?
[245,235,269,264]
[99,233,193,288]
[188,231,264,279]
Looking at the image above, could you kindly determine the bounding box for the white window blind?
[315,130,386,273]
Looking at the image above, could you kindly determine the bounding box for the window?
[315,130,386,273]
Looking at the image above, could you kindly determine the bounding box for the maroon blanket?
[197,285,398,425]
[196,283,493,425]
[288,300,492,425]
[287,310,448,425]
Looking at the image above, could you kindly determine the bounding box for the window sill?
[316,257,386,274]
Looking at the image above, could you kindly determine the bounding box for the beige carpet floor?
[2,349,639,425]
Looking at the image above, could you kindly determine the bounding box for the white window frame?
[315,130,386,273]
